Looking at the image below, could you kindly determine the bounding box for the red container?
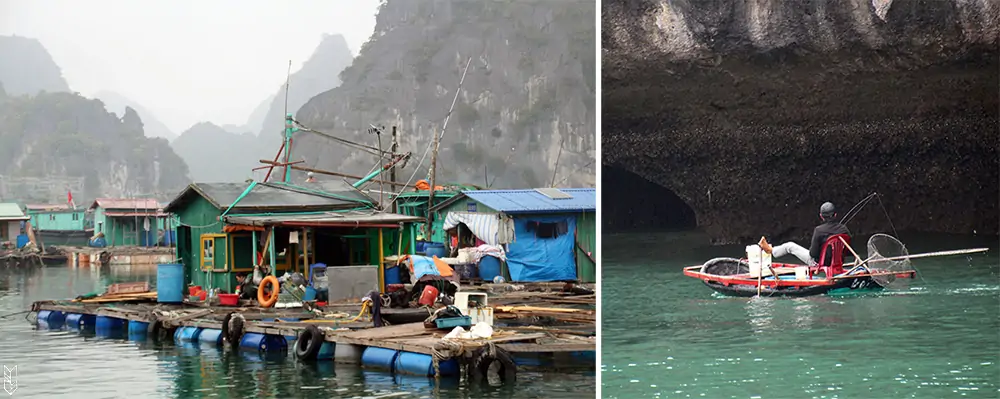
[198,290,207,301]
[417,285,439,306]
[315,301,327,307]
[218,293,239,306]
[387,284,405,293]
[189,286,203,296]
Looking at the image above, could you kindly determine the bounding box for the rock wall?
[602,0,998,243]
[292,0,596,189]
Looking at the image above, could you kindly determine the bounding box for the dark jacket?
[809,221,851,264]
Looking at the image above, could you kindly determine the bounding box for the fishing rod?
[844,247,990,267]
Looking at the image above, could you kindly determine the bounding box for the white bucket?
[746,245,773,277]
[794,266,809,280]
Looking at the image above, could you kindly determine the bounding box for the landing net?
[866,233,914,289]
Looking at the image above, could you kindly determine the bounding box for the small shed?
[90,198,169,247]
[429,188,596,283]
[164,180,422,297]
[0,203,29,247]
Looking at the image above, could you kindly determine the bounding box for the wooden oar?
[844,247,989,266]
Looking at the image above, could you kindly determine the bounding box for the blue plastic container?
[65,313,95,330]
[174,327,203,342]
[239,333,287,352]
[199,329,223,346]
[303,286,317,301]
[394,351,459,377]
[316,342,335,360]
[95,315,126,331]
[36,310,65,329]
[415,241,428,253]
[156,263,185,303]
[384,265,402,285]
[361,347,400,371]
[425,243,446,258]
[478,255,502,281]
[455,264,478,280]
[128,320,149,333]
[15,234,29,249]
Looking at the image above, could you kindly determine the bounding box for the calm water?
[0,263,594,398]
[602,230,1000,399]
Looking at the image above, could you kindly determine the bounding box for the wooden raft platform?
[33,301,595,356]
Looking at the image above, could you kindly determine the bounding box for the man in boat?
[768,202,850,266]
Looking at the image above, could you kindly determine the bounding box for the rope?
[432,340,465,379]
[176,220,221,229]
[0,310,30,319]
[876,193,901,239]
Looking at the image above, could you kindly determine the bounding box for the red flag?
[67,190,73,204]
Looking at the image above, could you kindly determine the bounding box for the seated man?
[234,272,258,300]
[770,202,851,266]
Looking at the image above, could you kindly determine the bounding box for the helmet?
[820,202,836,219]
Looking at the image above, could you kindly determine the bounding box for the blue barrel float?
[424,243,446,258]
[478,255,502,281]
[36,310,65,329]
[65,313,96,330]
[174,327,203,342]
[95,316,126,337]
[239,333,287,352]
[128,320,149,341]
[394,352,459,377]
[199,329,223,346]
[156,263,184,303]
[361,347,400,372]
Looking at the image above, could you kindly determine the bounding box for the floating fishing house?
[389,182,480,244]
[429,188,596,283]
[0,203,29,249]
[25,204,93,246]
[90,198,171,247]
[163,180,422,300]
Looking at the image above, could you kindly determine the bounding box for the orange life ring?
[257,275,280,308]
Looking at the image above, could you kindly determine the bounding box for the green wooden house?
[163,180,421,298]
[429,188,596,283]
[24,204,94,246]
[89,198,169,247]
[389,183,480,244]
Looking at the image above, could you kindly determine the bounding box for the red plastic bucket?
[189,286,203,296]
[418,285,439,306]
[218,293,239,306]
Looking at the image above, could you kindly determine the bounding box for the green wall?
[172,195,229,291]
[29,210,89,231]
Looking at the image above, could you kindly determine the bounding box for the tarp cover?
[506,215,577,282]
[401,255,454,281]
[442,212,515,245]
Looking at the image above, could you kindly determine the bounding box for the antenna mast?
[426,57,472,236]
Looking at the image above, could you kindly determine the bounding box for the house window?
[72,213,79,221]
[526,220,568,239]
[467,202,477,212]
[49,215,55,221]
[200,234,228,271]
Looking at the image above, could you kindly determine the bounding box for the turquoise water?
[601,231,999,399]
[0,263,594,398]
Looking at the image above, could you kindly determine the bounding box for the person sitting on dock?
[769,202,850,266]
[234,272,258,300]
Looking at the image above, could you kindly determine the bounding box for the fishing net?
[702,257,749,276]
[866,233,914,289]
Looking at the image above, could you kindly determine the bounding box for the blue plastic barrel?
[199,329,223,346]
[15,234,29,249]
[316,342,335,360]
[65,313,95,330]
[37,310,65,329]
[128,320,149,333]
[96,316,126,331]
[157,263,184,303]
[239,333,287,352]
[174,327,203,342]
[415,241,428,253]
[394,351,459,377]
[303,286,317,301]
[478,255,502,281]
[361,347,400,371]
[384,265,402,285]
[425,243,446,258]
[455,264,478,280]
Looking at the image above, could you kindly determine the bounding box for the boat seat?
[813,234,850,278]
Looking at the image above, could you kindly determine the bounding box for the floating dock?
[29,285,595,381]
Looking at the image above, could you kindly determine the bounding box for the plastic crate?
[434,316,471,329]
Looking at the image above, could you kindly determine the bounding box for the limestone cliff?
[291,0,596,189]
[602,0,998,243]
[94,91,177,141]
[0,35,70,96]
[0,92,190,203]
[171,122,258,183]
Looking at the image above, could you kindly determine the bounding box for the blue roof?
[462,188,595,213]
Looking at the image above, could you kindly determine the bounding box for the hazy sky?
[0,0,379,133]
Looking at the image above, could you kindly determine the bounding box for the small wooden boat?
[682,257,915,297]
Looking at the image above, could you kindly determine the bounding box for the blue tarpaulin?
[408,255,442,281]
[506,215,577,282]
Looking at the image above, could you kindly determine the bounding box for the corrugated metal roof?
[91,198,160,210]
[0,203,29,220]
[25,204,69,211]
[462,188,595,213]
[223,210,421,227]
[164,180,375,213]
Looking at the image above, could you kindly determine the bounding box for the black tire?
[295,325,324,361]
[472,347,517,383]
